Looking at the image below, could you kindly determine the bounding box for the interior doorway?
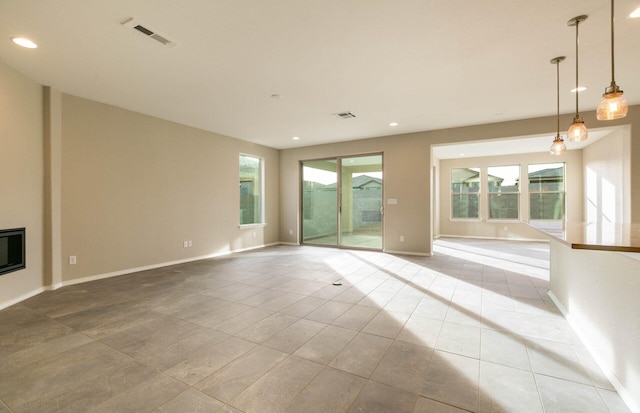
[301,154,383,250]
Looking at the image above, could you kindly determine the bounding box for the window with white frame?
[528,162,565,221]
[487,165,520,220]
[239,154,264,225]
[451,167,480,219]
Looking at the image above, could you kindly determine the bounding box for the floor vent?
[122,18,178,48]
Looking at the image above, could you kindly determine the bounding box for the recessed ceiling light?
[389,122,398,127]
[630,7,640,18]
[459,153,466,157]
[571,86,587,93]
[292,136,300,140]
[11,37,37,49]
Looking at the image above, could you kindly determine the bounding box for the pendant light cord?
[611,0,616,84]
[575,21,579,115]
[556,60,560,137]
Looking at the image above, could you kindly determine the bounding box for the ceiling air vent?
[334,112,357,119]
[121,18,178,48]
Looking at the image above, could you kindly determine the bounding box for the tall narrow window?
[528,163,565,222]
[239,155,263,225]
[451,168,480,219]
[487,165,520,220]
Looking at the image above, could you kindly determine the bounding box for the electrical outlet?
[252,232,256,238]
[69,256,77,265]
[183,241,188,248]
[400,235,405,242]
[188,240,192,247]
[289,229,293,235]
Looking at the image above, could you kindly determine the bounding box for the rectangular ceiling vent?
[334,112,356,119]
[121,18,178,48]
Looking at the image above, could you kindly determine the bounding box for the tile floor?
[0,238,631,413]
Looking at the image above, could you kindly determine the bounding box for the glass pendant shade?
[567,117,588,142]
[550,56,566,156]
[598,0,627,120]
[567,15,588,141]
[550,136,567,155]
[597,87,628,120]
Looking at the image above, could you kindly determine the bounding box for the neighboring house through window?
[528,163,565,222]
[451,167,480,219]
[239,154,264,225]
[487,165,520,220]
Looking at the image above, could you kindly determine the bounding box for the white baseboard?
[0,287,46,311]
[59,242,284,288]
[383,249,430,257]
[548,291,640,413]
[438,234,548,243]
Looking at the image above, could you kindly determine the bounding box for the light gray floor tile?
[330,332,392,378]
[396,315,442,348]
[331,304,380,331]
[371,340,433,393]
[294,325,356,364]
[362,310,410,339]
[285,367,366,413]
[87,373,188,413]
[154,389,225,413]
[1,241,629,413]
[279,296,328,317]
[435,322,481,359]
[304,300,352,324]
[348,380,417,413]
[526,337,593,385]
[195,345,288,403]
[231,356,323,413]
[383,294,421,315]
[164,336,256,385]
[235,313,298,343]
[478,361,543,413]
[412,296,450,320]
[258,292,305,312]
[413,397,471,412]
[262,319,326,354]
[480,328,530,371]
[421,350,480,412]
[213,306,274,334]
[572,344,616,390]
[597,388,633,413]
[444,305,482,327]
[535,374,610,413]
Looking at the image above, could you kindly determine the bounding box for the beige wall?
[437,151,583,240]
[281,106,640,255]
[0,62,44,305]
[583,127,632,225]
[280,134,431,255]
[60,95,280,282]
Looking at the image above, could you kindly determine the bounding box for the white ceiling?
[0,0,638,150]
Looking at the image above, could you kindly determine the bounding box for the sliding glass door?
[301,154,383,250]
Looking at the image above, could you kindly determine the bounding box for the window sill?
[450,218,482,222]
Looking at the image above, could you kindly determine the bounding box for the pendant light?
[597,0,628,120]
[550,57,567,156]
[567,15,588,142]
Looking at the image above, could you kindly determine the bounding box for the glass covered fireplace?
[0,228,25,276]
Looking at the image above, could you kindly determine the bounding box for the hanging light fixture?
[550,57,567,156]
[567,15,588,142]
[597,0,628,120]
